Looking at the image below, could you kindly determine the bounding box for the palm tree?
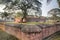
[48,8,60,20]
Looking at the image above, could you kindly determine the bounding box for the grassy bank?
[0,30,18,40]
[50,32,60,40]
[44,32,60,40]
[6,21,54,25]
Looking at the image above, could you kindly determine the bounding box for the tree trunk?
[22,10,27,23]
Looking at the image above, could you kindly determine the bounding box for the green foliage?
[48,8,60,20]
[15,12,23,18]
[4,0,42,18]
[1,12,9,18]
[0,0,11,4]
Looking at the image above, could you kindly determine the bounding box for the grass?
[51,32,60,40]
[0,30,19,40]
[6,21,54,25]
[52,36,60,40]
[44,32,60,40]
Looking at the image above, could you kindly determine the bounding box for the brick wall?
[27,18,46,22]
[4,24,60,40]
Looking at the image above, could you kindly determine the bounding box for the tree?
[2,0,53,22]
[57,0,60,7]
[1,12,9,20]
[3,0,52,17]
[4,0,42,22]
[48,8,60,20]
[0,0,11,4]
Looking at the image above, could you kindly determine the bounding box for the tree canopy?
[4,0,42,18]
[57,0,60,7]
[0,0,53,18]
[48,8,60,20]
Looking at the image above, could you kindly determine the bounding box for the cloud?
[0,4,5,12]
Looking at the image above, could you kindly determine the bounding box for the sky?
[0,4,5,12]
[41,0,59,17]
[0,0,59,17]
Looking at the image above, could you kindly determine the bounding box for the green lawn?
[0,30,18,40]
[6,21,54,25]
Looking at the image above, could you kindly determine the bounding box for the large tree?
[57,0,60,7]
[48,8,60,20]
[4,0,42,22]
[2,0,53,17]
[0,0,53,21]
